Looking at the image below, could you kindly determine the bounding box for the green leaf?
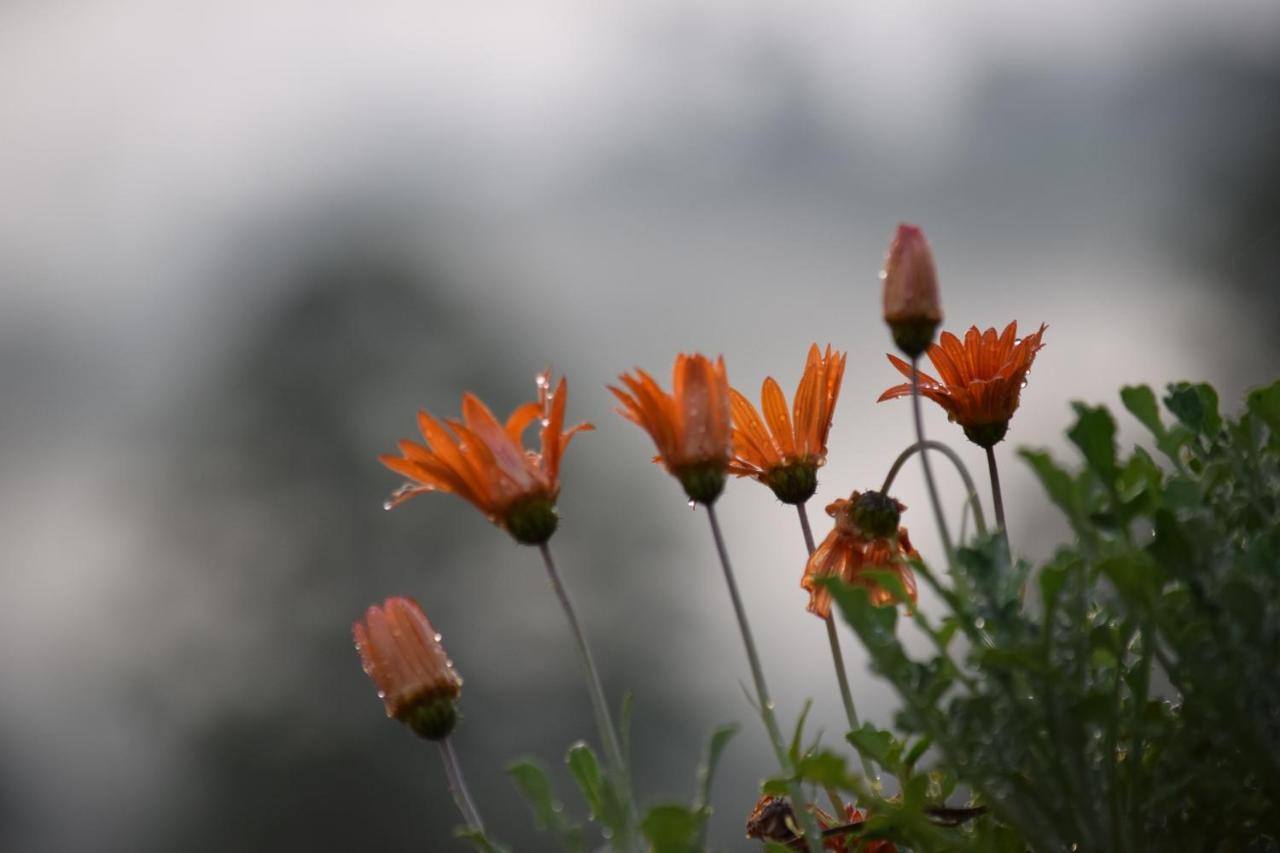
[695,724,738,819]
[507,759,585,852]
[1099,553,1157,604]
[1068,402,1119,483]
[794,749,850,788]
[1020,449,1082,521]
[1121,384,1165,438]
[847,724,896,767]
[619,689,635,771]
[1165,382,1222,436]
[565,742,628,837]
[454,828,511,853]
[1246,379,1280,435]
[641,804,701,853]
[1038,562,1070,615]
[789,698,814,764]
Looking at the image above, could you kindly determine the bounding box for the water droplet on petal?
[433,633,442,642]
[535,373,550,389]
[687,500,697,509]
[382,500,395,511]
[540,418,551,428]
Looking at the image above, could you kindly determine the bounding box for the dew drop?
[540,418,551,428]
[1014,338,1023,346]
[382,500,395,511]
[687,500,697,510]
[433,633,442,642]
[535,373,550,389]
[377,690,386,699]
[1020,378,1029,389]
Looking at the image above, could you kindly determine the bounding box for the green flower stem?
[705,503,824,853]
[911,358,957,565]
[985,445,1011,554]
[537,543,636,849]
[879,440,988,539]
[439,737,485,834]
[796,502,879,784]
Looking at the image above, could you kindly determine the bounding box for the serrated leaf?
[1020,449,1083,522]
[1069,402,1119,484]
[1121,384,1164,437]
[1165,382,1222,436]
[565,742,628,838]
[847,724,895,766]
[1246,379,1280,435]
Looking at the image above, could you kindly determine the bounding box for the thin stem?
[797,503,878,783]
[439,737,485,833]
[706,503,823,853]
[879,440,988,539]
[985,445,1011,553]
[537,543,635,847]
[911,359,956,565]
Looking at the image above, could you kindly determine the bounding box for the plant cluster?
[352,223,1280,852]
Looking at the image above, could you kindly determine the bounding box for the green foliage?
[829,379,1280,852]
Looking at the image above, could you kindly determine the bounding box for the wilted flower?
[379,372,593,544]
[353,596,462,740]
[610,353,732,503]
[728,344,847,504]
[881,224,943,358]
[802,492,919,619]
[878,321,1047,448]
[746,795,897,852]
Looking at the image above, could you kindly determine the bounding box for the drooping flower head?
[728,343,847,504]
[379,372,593,544]
[353,596,462,740]
[878,321,1047,448]
[881,223,943,358]
[746,795,897,852]
[609,353,732,504]
[802,491,919,619]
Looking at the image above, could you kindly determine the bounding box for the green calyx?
[963,421,1009,449]
[404,696,459,741]
[677,462,727,505]
[852,490,901,538]
[890,318,939,359]
[504,495,560,545]
[765,462,819,505]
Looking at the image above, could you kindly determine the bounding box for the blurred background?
[2,1,1278,850]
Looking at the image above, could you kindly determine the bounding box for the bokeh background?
[2,1,1278,850]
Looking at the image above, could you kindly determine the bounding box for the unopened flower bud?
[882,224,943,358]
[353,596,463,741]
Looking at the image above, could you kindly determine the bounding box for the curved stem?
[439,737,485,833]
[985,445,1010,553]
[880,440,988,539]
[706,503,823,853]
[797,503,879,783]
[911,360,957,564]
[537,543,635,847]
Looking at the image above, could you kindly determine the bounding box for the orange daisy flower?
[877,321,1047,448]
[802,492,919,619]
[379,372,593,544]
[728,343,847,504]
[609,353,732,503]
[353,596,462,740]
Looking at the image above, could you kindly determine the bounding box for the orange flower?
[609,353,732,503]
[878,321,1047,448]
[802,493,918,619]
[746,796,897,852]
[353,596,462,740]
[881,223,942,358]
[728,343,847,504]
[379,372,593,544]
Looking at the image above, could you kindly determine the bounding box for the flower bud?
[353,597,463,741]
[881,224,943,357]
